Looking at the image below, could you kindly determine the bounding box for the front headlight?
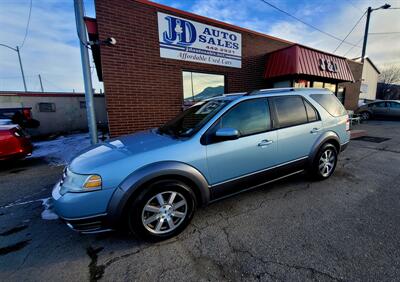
[60,168,102,194]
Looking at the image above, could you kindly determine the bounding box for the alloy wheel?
[319,149,336,177]
[361,112,370,120]
[141,191,188,235]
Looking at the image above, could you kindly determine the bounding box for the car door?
[371,101,389,117]
[387,102,400,118]
[205,98,278,191]
[270,95,323,164]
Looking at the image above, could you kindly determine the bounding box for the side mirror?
[215,128,240,141]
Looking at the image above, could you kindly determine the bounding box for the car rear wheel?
[127,179,196,241]
[312,143,338,180]
[361,111,371,120]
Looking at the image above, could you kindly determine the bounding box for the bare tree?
[377,65,400,100]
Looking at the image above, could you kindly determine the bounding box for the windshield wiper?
[158,127,177,138]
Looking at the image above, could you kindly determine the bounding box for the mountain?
[185,86,224,101]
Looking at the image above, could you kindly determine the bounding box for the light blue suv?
[52,88,350,240]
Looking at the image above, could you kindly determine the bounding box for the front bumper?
[52,182,115,233]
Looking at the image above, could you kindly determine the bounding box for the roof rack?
[245,88,295,96]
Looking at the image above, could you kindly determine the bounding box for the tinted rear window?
[273,96,308,128]
[310,94,347,117]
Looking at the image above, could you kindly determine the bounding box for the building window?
[313,81,324,88]
[80,101,86,109]
[337,87,345,104]
[293,79,311,88]
[38,102,56,112]
[182,71,225,105]
[273,80,291,88]
[324,83,337,93]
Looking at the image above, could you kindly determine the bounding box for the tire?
[127,179,196,241]
[360,111,371,121]
[311,143,338,180]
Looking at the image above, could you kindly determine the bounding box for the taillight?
[346,117,350,131]
[22,109,32,120]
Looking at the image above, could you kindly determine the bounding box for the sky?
[0,0,399,93]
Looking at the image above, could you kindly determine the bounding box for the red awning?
[264,44,354,82]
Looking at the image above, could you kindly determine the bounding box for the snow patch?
[29,133,92,166]
[41,198,59,220]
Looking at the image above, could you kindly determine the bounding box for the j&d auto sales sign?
[157,12,242,68]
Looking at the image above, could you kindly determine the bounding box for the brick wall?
[339,60,363,110]
[95,0,362,136]
[95,0,292,137]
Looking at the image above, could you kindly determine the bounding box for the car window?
[371,102,386,108]
[218,98,271,136]
[158,99,230,138]
[388,102,400,108]
[273,96,308,128]
[304,99,319,122]
[310,94,347,117]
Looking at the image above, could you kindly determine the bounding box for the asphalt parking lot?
[0,120,399,281]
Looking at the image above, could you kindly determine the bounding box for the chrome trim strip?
[340,141,350,146]
[209,170,304,203]
[210,156,308,187]
[60,213,108,221]
[65,222,113,234]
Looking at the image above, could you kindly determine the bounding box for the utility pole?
[16,46,28,92]
[38,74,44,92]
[361,7,372,63]
[1,44,28,92]
[74,0,98,144]
[361,4,391,63]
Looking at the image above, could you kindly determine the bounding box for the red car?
[0,125,33,160]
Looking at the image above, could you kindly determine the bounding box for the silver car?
[356,100,400,120]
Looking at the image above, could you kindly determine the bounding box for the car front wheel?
[128,180,196,241]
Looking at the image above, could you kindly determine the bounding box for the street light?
[361,3,391,62]
[0,43,28,91]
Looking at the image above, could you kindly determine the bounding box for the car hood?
[69,129,179,173]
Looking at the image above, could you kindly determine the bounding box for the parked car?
[0,125,33,160]
[0,107,40,129]
[355,100,400,120]
[52,88,350,240]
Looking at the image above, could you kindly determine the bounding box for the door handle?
[258,140,273,147]
[310,128,320,134]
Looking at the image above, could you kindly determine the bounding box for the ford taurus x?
[52,88,350,240]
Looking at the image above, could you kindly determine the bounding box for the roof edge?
[135,0,293,45]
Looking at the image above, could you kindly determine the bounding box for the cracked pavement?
[0,120,400,281]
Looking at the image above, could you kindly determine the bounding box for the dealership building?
[87,0,363,137]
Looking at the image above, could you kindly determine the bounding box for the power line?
[343,37,363,57]
[259,0,361,48]
[333,11,366,53]
[19,0,33,49]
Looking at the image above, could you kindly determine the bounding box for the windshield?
[158,100,229,138]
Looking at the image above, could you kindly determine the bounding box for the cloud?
[164,0,400,68]
[0,0,102,92]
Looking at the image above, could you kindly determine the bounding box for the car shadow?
[0,157,49,172]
